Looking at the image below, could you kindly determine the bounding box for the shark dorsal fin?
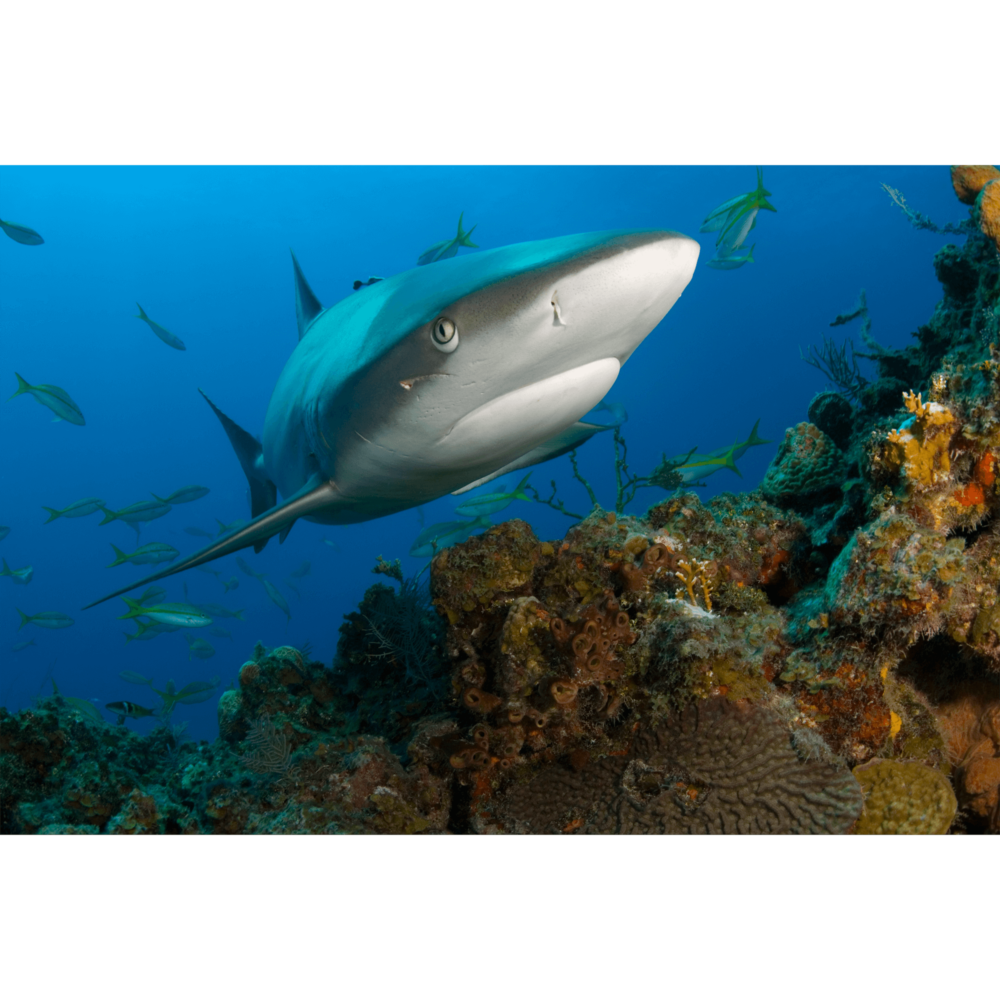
[291,251,323,340]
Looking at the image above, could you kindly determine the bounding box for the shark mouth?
[436,357,621,467]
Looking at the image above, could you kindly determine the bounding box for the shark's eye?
[431,316,458,353]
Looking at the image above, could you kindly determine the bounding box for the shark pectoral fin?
[452,422,610,495]
[199,389,278,521]
[291,250,323,340]
[81,476,340,611]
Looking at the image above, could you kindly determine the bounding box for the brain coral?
[500,697,863,833]
[851,758,956,834]
[950,165,1000,205]
[761,422,846,505]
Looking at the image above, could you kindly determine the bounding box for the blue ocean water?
[0,165,967,740]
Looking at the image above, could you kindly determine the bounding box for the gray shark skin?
[83,228,698,609]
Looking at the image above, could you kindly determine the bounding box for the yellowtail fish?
[119,673,217,713]
[197,602,244,620]
[117,598,211,628]
[284,579,301,599]
[674,420,771,483]
[208,626,233,641]
[99,500,172,538]
[262,579,291,622]
[288,561,311,579]
[12,639,36,651]
[50,680,104,724]
[706,244,756,271]
[9,373,85,425]
[17,609,74,630]
[320,538,341,552]
[196,565,222,578]
[137,619,181,634]
[107,542,180,568]
[454,473,533,517]
[151,485,210,504]
[216,517,249,536]
[120,671,154,685]
[123,625,162,643]
[236,556,260,579]
[0,526,9,541]
[0,217,44,245]
[222,576,239,593]
[106,700,155,723]
[409,515,491,558]
[184,526,214,539]
[42,498,105,522]
[184,634,216,660]
[135,303,186,351]
[2,559,33,585]
[417,211,479,265]
[700,168,776,238]
[138,585,167,605]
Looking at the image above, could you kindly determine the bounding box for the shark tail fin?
[9,373,32,401]
[81,475,340,612]
[198,389,278,551]
[291,251,323,341]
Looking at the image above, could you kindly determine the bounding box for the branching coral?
[236,713,291,775]
[674,557,714,611]
[881,183,973,236]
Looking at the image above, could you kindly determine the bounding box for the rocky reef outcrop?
[3,167,998,834]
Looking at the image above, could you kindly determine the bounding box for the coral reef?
[497,697,863,834]
[851,758,957,834]
[932,679,1000,830]
[761,422,846,506]
[3,168,999,834]
[951,165,1000,206]
[978,179,1000,254]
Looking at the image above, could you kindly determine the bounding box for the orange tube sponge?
[977,179,1000,252]
[950,165,1000,205]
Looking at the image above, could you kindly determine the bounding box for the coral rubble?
[3,167,999,834]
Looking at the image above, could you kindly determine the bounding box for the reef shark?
[84,228,699,609]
